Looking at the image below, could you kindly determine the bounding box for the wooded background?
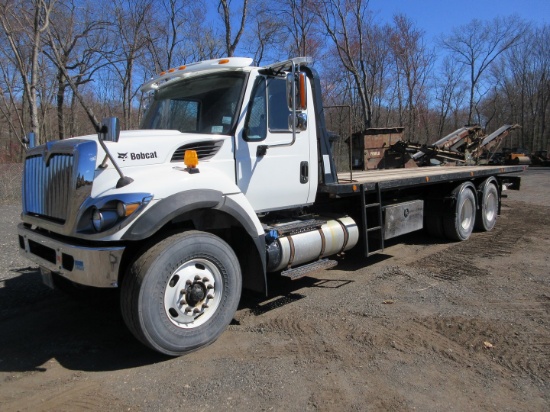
[1,0,548,163]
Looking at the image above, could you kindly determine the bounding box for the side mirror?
[23,132,35,148]
[288,112,308,132]
[99,117,120,143]
[286,72,307,111]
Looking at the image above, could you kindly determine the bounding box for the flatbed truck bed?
[319,165,527,195]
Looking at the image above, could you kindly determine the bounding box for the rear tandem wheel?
[443,182,477,241]
[475,178,499,232]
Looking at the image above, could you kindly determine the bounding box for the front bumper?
[18,223,125,288]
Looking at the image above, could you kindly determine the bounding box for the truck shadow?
[237,229,450,313]
[0,229,446,373]
[0,268,168,374]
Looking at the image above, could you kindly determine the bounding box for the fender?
[122,189,223,240]
[122,188,267,294]
[443,181,476,209]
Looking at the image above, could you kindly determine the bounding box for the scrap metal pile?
[388,124,524,166]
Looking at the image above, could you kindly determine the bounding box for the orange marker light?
[299,74,307,108]
[219,58,230,64]
[178,65,187,70]
[184,150,199,169]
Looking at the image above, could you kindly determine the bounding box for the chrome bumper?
[17,223,124,288]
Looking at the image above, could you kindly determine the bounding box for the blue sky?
[370,0,550,43]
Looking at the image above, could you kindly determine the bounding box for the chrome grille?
[22,139,97,228]
[24,153,74,222]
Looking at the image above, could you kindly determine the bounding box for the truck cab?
[18,57,349,355]
[139,58,316,211]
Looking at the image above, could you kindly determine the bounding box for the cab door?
[235,75,313,212]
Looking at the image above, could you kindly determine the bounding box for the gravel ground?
[0,167,549,411]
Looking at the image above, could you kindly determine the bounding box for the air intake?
[171,140,223,162]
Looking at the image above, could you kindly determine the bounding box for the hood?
[70,129,228,169]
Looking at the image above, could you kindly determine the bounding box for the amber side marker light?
[117,202,140,218]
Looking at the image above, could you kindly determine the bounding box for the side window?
[244,78,267,141]
[268,78,291,131]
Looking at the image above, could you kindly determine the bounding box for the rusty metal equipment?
[530,150,550,166]
[503,147,531,165]
[389,124,521,166]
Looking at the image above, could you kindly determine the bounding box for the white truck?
[18,57,524,355]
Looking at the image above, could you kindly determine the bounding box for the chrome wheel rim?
[460,196,475,231]
[485,191,497,222]
[164,258,222,328]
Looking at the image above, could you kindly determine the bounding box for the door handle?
[300,161,308,184]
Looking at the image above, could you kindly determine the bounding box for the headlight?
[92,208,103,231]
[92,208,119,232]
[84,194,153,234]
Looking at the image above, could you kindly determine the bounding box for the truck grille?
[24,154,74,222]
[23,139,97,225]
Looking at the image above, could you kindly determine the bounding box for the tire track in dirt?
[0,379,124,412]
[411,204,541,280]
[416,315,550,383]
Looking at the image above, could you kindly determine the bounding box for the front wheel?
[121,231,242,356]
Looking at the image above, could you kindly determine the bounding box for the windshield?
[140,72,247,135]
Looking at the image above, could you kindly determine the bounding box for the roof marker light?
[179,65,187,70]
[168,68,176,73]
[218,59,230,64]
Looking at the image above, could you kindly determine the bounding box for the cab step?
[281,259,338,280]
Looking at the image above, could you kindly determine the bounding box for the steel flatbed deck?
[319,165,527,196]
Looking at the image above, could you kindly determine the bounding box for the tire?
[443,183,476,241]
[475,180,499,232]
[121,231,242,356]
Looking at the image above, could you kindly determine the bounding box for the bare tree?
[441,15,527,124]
[487,24,550,151]
[364,23,392,127]
[0,53,27,154]
[315,0,373,129]
[218,0,248,57]
[0,0,56,145]
[95,0,154,129]
[242,0,286,65]
[142,0,205,74]
[389,14,434,139]
[283,0,320,58]
[433,56,467,137]
[44,0,110,138]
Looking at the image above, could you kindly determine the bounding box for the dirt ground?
[1,168,549,411]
